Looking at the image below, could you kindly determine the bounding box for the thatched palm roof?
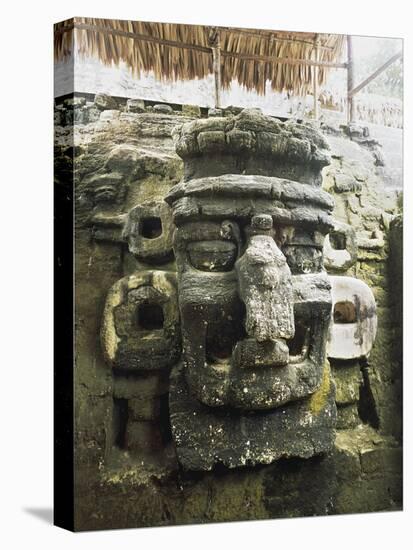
[54,17,346,96]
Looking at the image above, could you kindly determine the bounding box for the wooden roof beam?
[348,51,403,97]
[62,22,212,54]
[220,27,336,51]
[220,50,347,68]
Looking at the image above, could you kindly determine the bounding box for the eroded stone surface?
[170,362,336,470]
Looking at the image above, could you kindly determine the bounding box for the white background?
[0,1,411,548]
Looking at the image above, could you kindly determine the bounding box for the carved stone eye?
[135,302,165,330]
[187,240,237,272]
[140,216,162,239]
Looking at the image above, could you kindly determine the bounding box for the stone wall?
[55,93,402,531]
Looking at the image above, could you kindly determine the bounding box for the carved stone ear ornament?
[327,275,377,361]
[101,271,181,372]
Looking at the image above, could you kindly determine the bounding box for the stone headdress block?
[173,108,331,185]
[165,174,335,232]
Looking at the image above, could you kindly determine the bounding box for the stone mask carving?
[165,109,337,470]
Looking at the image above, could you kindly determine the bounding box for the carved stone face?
[165,110,337,470]
[171,189,332,412]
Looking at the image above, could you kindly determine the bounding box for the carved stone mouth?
[192,311,321,411]
[203,306,314,375]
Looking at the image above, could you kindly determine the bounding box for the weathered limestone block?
[101,271,181,371]
[333,427,402,514]
[84,172,127,205]
[153,103,173,114]
[208,108,223,117]
[357,229,385,251]
[104,144,142,173]
[327,276,378,360]
[74,106,86,124]
[334,173,362,193]
[197,130,226,152]
[64,96,86,107]
[123,201,175,263]
[99,110,121,122]
[182,104,201,117]
[94,92,118,110]
[90,213,127,243]
[166,174,335,232]
[330,350,363,430]
[323,220,358,272]
[54,110,63,126]
[359,446,402,475]
[344,123,369,139]
[126,98,145,113]
[83,104,100,123]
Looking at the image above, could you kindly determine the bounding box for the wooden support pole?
[212,38,221,109]
[347,35,355,123]
[313,37,320,120]
[209,28,221,109]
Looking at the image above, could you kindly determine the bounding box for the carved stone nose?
[235,215,295,366]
